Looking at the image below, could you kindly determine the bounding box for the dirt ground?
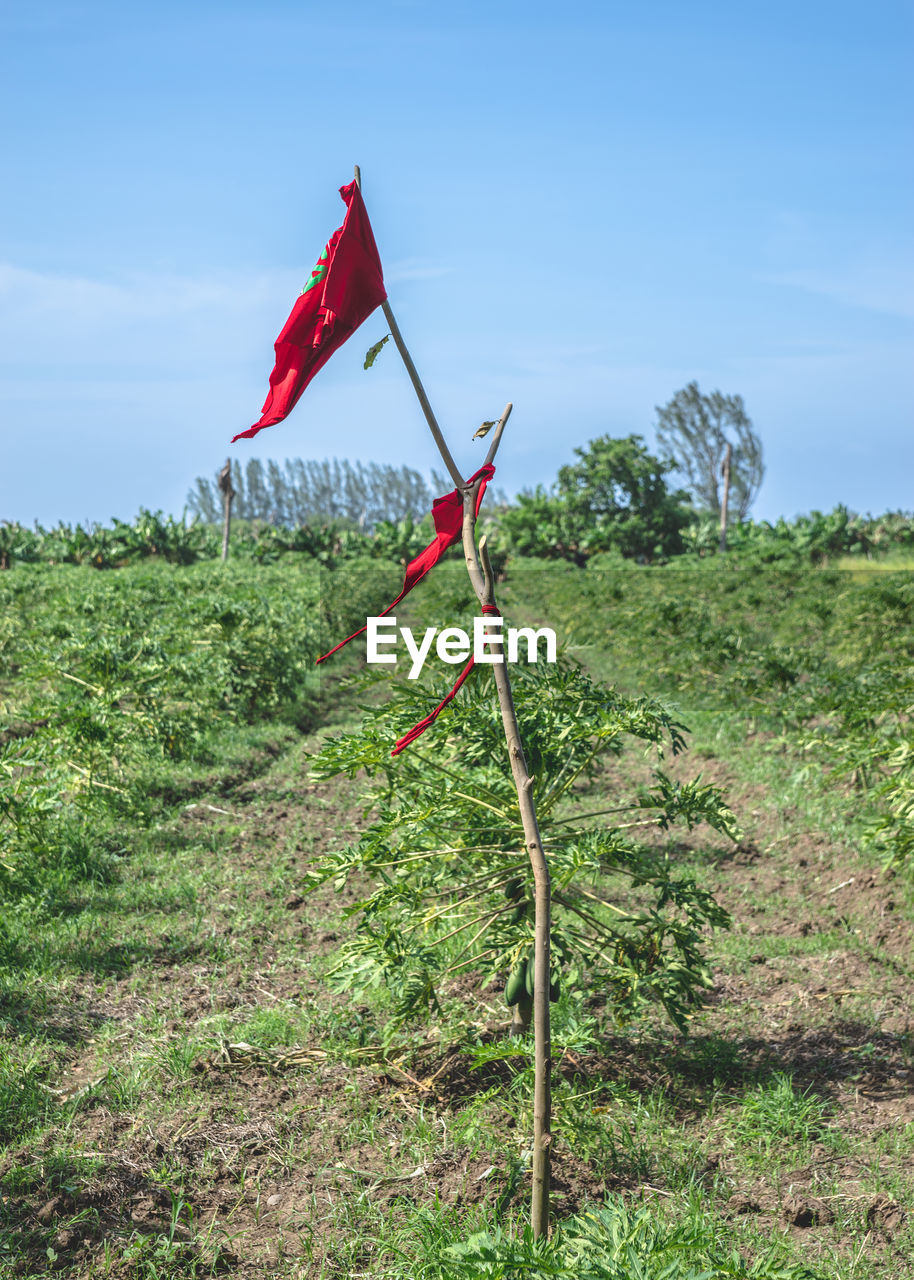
[1,729,912,1278]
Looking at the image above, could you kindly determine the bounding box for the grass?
[1,559,913,1276]
[728,1074,834,1155]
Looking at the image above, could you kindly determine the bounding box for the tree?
[654,382,764,522]
[501,434,692,564]
[557,434,693,559]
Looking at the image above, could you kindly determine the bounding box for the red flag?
[233,181,387,443]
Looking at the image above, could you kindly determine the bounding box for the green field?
[1,556,912,1278]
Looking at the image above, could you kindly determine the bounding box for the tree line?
[4,383,911,570]
[187,457,454,530]
[187,381,764,551]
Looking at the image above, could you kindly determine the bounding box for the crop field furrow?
[1,561,912,1278]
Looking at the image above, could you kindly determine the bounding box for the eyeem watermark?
[367,616,557,679]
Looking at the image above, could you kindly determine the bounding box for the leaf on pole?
[364,334,390,370]
[473,421,496,440]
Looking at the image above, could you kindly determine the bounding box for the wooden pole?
[719,441,732,554]
[465,499,552,1238]
[355,162,553,1237]
[432,402,555,1236]
[353,166,465,491]
[218,458,235,563]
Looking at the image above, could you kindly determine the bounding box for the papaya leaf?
[363,334,390,370]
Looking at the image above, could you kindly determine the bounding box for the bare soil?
[2,728,912,1278]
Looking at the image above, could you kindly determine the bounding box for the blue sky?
[1,0,911,526]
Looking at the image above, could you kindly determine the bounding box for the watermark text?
[366,616,557,679]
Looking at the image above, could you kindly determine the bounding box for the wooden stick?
[461,463,552,1239]
[353,166,552,1236]
[484,404,512,469]
[354,166,465,491]
[719,441,732,553]
[380,300,465,490]
[218,458,235,563]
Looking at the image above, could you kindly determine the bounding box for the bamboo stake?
[420,400,554,1234]
[719,441,732,554]
[354,161,552,1237]
[472,519,552,1237]
[218,458,235,563]
[353,166,464,491]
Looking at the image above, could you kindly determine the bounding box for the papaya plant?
[307,654,737,1034]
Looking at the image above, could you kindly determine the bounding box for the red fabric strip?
[316,464,495,664]
[391,604,501,756]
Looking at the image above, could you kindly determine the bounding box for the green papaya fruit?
[525,951,535,997]
[504,960,527,1007]
[509,902,526,925]
[503,876,524,902]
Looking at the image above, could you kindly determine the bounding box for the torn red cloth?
[316,464,495,664]
[233,181,387,443]
[391,604,501,755]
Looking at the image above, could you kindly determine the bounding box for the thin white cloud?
[764,263,914,319]
[0,261,299,372]
[0,259,455,373]
[0,261,290,323]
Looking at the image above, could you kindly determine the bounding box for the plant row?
[5,500,914,575]
[0,560,396,936]
[516,565,914,871]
